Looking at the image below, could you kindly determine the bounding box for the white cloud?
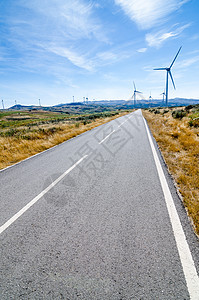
[114,0,190,29]
[97,52,118,61]
[47,46,94,71]
[190,34,199,41]
[177,56,199,68]
[5,0,110,73]
[146,24,190,47]
[95,48,131,67]
[18,0,107,42]
[137,48,147,53]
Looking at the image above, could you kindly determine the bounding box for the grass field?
[0,109,131,170]
[143,105,199,236]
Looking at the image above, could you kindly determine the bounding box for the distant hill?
[168,98,199,105]
[8,104,52,111]
[5,98,199,113]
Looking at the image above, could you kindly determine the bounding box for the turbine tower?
[149,91,153,102]
[160,91,166,103]
[132,82,142,106]
[154,46,182,106]
[2,99,5,109]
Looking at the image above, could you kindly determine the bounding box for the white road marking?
[0,112,136,232]
[0,155,88,234]
[118,120,126,127]
[118,114,134,128]
[0,112,135,173]
[99,129,116,144]
[143,117,199,300]
[99,113,135,142]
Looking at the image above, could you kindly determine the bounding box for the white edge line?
[143,117,199,299]
[0,155,88,234]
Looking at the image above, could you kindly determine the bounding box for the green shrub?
[154,109,160,114]
[189,119,199,128]
[5,129,17,137]
[21,135,31,140]
[185,105,193,111]
[172,110,186,119]
[162,109,169,114]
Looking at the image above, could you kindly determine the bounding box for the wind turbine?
[154,46,182,106]
[149,91,153,102]
[160,91,166,103]
[132,82,142,106]
[2,99,5,109]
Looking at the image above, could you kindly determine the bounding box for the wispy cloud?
[137,48,147,53]
[176,56,199,69]
[2,0,109,73]
[97,52,118,61]
[190,34,199,41]
[146,24,190,47]
[114,0,190,29]
[96,49,130,63]
[47,46,94,71]
[18,0,108,42]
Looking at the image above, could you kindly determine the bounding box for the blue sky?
[0,0,199,107]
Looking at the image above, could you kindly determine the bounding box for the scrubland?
[0,110,130,170]
[143,105,199,235]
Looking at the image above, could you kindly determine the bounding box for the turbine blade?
[170,46,182,68]
[136,91,142,94]
[154,68,167,70]
[133,81,136,90]
[169,70,176,89]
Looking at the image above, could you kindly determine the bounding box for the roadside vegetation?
[143,105,199,235]
[0,109,132,170]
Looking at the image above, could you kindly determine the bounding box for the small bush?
[189,120,193,127]
[83,120,89,125]
[162,109,169,114]
[171,131,179,138]
[172,110,186,119]
[48,127,57,134]
[5,129,17,137]
[21,135,31,140]
[189,119,199,128]
[154,109,160,114]
[185,105,193,111]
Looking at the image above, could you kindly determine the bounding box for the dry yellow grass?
[0,112,130,170]
[143,108,199,235]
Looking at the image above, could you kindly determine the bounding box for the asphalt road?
[0,110,199,299]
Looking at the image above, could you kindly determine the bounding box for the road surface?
[0,110,199,299]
